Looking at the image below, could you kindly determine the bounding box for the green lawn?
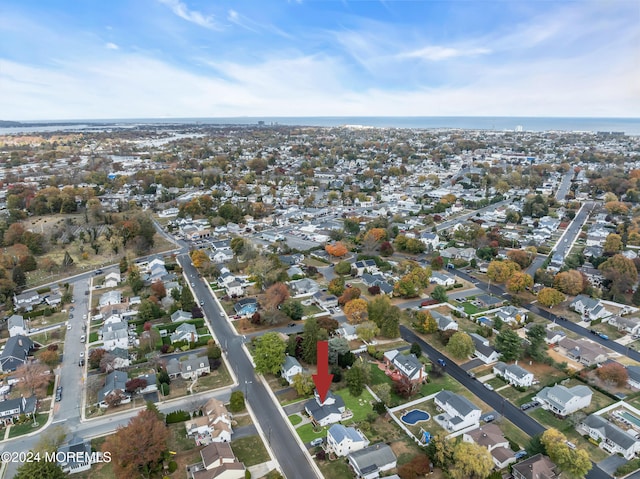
[460,302,479,315]
[420,374,465,396]
[289,414,302,426]
[370,364,392,386]
[89,332,99,342]
[302,304,322,316]
[500,419,531,451]
[297,423,328,443]
[318,459,353,479]
[336,387,375,422]
[232,435,271,467]
[8,414,48,438]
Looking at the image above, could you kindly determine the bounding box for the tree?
[102,409,169,479]
[190,249,209,268]
[328,337,350,364]
[596,361,629,387]
[507,249,534,269]
[12,265,25,287]
[229,391,245,412]
[264,282,289,311]
[338,287,361,305]
[292,373,315,396]
[553,270,584,295]
[15,362,51,398]
[344,298,369,324]
[379,241,394,257]
[495,328,522,361]
[599,254,638,297]
[537,287,566,307]
[89,348,107,369]
[34,424,68,454]
[526,324,548,362]
[446,332,474,359]
[327,277,345,296]
[431,285,448,303]
[410,342,422,356]
[506,271,533,293]
[486,260,521,283]
[325,242,348,258]
[281,299,304,320]
[604,233,623,254]
[301,317,327,364]
[449,441,493,479]
[253,332,287,375]
[38,348,60,368]
[372,383,392,405]
[356,321,379,341]
[207,339,222,360]
[416,310,438,334]
[334,261,352,275]
[14,459,66,479]
[125,378,148,394]
[346,363,365,396]
[541,428,592,478]
[150,280,166,299]
[368,295,400,338]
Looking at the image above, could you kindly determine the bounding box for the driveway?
[597,455,627,477]
[460,358,484,371]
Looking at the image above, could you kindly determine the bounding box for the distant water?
[1,116,639,135]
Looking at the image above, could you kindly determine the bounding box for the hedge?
[165,410,190,424]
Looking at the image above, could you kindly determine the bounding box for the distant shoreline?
[1,116,640,135]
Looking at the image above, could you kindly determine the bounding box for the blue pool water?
[401,409,430,425]
[620,411,640,428]
[478,316,490,324]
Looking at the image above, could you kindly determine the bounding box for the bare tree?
[15,362,52,398]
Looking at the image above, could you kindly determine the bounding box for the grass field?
[289,414,302,426]
[232,435,271,466]
[318,459,353,479]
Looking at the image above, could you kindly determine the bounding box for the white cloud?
[400,46,491,61]
[105,42,119,50]
[157,0,218,29]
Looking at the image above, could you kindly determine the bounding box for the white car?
[67,324,72,330]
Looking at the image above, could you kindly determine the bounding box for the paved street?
[436,199,511,233]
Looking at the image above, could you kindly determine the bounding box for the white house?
[281,356,303,385]
[185,398,233,445]
[99,322,129,351]
[347,443,397,479]
[170,323,198,344]
[470,333,500,364]
[353,259,378,277]
[431,311,458,332]
[383,350,426,385]
[225,280,244,298]
[195,442,245,479]
[495,306,527,325]
[327,424,369,457]
[7,315,27,337]
[420,231,439,251]
[431,271,455,287]
[99,290,122,307]
[305,391,348,427]
[104,271,121,288]
[166,354,210,380]
[57,440,100,474]
[434,390,481,432]
[312,291,339,310]
[581,414,640,459]
[336,324,358,341]
[570,295,611,321]
[171,309,193,323]
[534,384,592,417]
[463,424,516,470]
[493,362,534,388]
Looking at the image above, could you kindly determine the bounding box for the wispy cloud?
[105,42,119,50]
[400,46,491,61]
[157,0,218,30]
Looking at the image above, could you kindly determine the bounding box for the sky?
[0,0,638,120]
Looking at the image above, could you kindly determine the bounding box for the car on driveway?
[520,403,533,411]
[514,450,528,460]
[310,438,324,447]
[483,414,495,423]
[79,352,84,358]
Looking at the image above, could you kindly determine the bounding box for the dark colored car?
[437,358,446,367]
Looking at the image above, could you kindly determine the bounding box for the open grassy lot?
[530,408,609,462]
[499,419,531,451]
[420,373,465,396]
[191,363,233,392]
[302,303,322,316]
[233,435,270,467]
[318,459,353,479]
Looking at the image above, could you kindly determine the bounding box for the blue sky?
[0,0,638,120]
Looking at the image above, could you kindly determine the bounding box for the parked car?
[483,414,495,422]
[437,358,446,367]
[95,269,103,275]
[520,403,532,411]
[484,383,494,391]
[598,333,609,340]
[467,371,476,379]
[310,438,324,447]
[288,323,296,327]
[514,450,528,459]
[55,387,62,402]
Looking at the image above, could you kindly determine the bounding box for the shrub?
[166,410,190,424]
[168,461,178,473]
[229,391,245,413]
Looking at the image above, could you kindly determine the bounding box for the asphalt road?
[179,253,321,479]
[556,169,576,202]
[435,199,511,233]
[400,326,611,479]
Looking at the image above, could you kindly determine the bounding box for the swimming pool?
[401,409,430,425]
[619,411,640,428]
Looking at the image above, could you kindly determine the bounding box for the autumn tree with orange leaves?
[325,242,348,258]
[344,298,369,324]
[264,282,290,311]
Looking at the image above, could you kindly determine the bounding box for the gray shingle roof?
[583,414,638,450]
[328,424,363,444]
[348,443,396,473]
[435,390,480,416]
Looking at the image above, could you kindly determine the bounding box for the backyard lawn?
[297,423,328,443]
[232,435,270,467]
[318,459,353,479]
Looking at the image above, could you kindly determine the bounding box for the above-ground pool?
[401,409,430,425]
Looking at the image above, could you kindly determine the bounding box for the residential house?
[136,373,158,394]
[312,291,339,310]
[534,384,592,417]
[558,337,609,366]
[289,278,320,296]
[170,323,198,344]
[495,306,527,325]
[383,350,426,384]
[493,362,535,388]
[190,442,245,479]
[353,259,378,276]
[347,443,397,479]
[431,271,455,287]
[0,396,37,426]
[431,311,458,332]
[281,355,303,385]
[99,322,129,351]
[581,414,640,459]
[470,333,500,364]
[7,314,27,337]
[419,231,439,251]
[104,271,121,288]
[166,354,210,380]
[336,324,358,341]
[512,454,560,479]
[233,298,258,316]
[545,327,566,345]
[434,390,481,432]
[99,290,122,308]
[225,280,244,298]
[327,424,369,457]
[171,309,193,323]
[463,424,516,469]
[57,439,98,474]
[475,294,505,309]
[609,316,640,336]
[305,390,348,427]
[13,291,41,311]
[570,295,611,321]
[97,370,130,408]
[627,365,640,389]
[185,398,233,445]
[217,268,236,289]
[44,293,62,306]
[0,335,33,372]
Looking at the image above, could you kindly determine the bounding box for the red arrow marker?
[312,340,333,403]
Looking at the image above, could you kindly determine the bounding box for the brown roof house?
[189,442,245,479]
[462,424,516,469]
[185,398,233,446]
[512,454,560,479]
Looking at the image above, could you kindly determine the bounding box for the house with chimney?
[170,323,199,344]
[534,384,592,417]
[580,414,640,459]
[470,333,499,364]
[347,443,397,479]
[305,390,349,427]
[463,424,516,469]
[166,354,210,380]
[185,398,233,445]
[383,350,426,385]
[434,390,481,432]
[0,335,33,372]
[512,454,560,479]
[0,396,37,426]
[493,362,535,388]
[326,424,369,457]
[188,442,246,479]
